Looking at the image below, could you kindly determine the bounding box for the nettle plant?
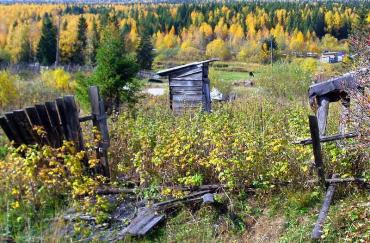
[0,129,111,235]
[111,96,313,190]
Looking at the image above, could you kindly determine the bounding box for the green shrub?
[110,96,312,189]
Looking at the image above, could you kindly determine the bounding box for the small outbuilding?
[157,59,218,113]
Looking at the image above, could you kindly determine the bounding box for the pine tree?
[136,34,154,70]
[19,37,33,63]
[36,13,57,66]
[78,28,140,113]
[72,15,88,65]
[89,18,100,65]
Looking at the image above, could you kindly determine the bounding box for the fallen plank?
[122,190,216,237]
[125,208,165,236]
[92,184,222,196]
[311,175,338,240]
[306,177,367,184]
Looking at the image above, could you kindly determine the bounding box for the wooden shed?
[157,59,218,113]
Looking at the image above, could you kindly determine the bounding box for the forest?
[0,2,369,65]
[0,1,369,242]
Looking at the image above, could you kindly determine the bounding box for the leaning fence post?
[89,86,110,178]
[311,174,338,240]
[309,115,326,187]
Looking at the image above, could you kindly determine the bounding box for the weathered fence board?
[45,101,64,145]
[89,86,110,177]
[0,86,110,177]
[56,97,69,140]
[13,110,36,145]
[5,112,27,145]
[0,116,19,145]
[35,104,58,147]
[25,107,46,144]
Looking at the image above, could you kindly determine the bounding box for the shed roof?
[157,59,219,76]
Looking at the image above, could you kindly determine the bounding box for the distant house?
[320,51,345,63]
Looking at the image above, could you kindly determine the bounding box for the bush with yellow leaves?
[41,68,76,92]
[0,71,18,110]
[110,96,313,190]
[0,139,110,238]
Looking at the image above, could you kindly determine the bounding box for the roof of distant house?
[157,59,219,76]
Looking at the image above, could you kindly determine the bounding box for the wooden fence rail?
[0,86,110,177]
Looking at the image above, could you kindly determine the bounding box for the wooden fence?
[0,86,110,177]
[298,115,366,240]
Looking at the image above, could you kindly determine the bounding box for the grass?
[210,70,251,83]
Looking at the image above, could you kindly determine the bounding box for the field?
[0,1,369,242]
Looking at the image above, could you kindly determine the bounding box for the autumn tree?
[36,13,57,66]
[206,39,230,60]
[72,15,88,65]
[89,18,100,65]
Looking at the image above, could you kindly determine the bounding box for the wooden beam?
[89,86,110,177]
[309,115,326,187]
[294,132,358,145]
[311,175,338,240]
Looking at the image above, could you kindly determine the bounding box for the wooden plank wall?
[169,64,211,112]
[0,87,110,177]
[0,97,83,149]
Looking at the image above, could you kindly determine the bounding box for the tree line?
[0,2,369,66]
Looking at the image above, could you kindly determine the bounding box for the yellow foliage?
[199,23,213,38]
[214,18,229,40]
[300,58,318,74]
[289,30,305,51]
[0,71,18,109]
[41,68,76,92]
[206,38,230,60]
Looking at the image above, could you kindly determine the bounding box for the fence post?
[309,115,326,187]
[89,86,110,178]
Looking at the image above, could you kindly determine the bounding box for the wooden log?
[0,116,19,145]
[89,86,110,177]
[45,101,64,146]
[309,115,326,187]
[311,175,338,240]
[294,132,358,145]
[35,104,58,147]
[25,107,49,145]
